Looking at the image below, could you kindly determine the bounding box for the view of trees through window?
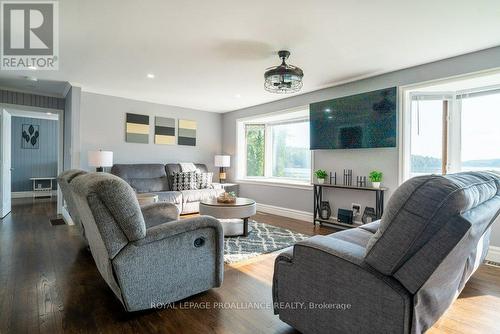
[271,121,310,180]
[245,124,265,176]
[245,120,310,182]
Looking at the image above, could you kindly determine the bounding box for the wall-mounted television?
[310,87,397,150]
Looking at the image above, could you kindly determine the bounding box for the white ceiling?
[0,0,499,112]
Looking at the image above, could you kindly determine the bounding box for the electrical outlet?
[352,203,361,216]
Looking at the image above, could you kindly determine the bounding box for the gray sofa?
[111,163,224,214]
[273,171,500,334]
[57,169,88,234]
[69,171,224,311]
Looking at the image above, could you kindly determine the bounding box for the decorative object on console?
[22,124,40,149]
[178,119,197,146]
[197,172,213,189]
[217,191,237,204]
[264,50,304,94]
[154,116,176,145]
[126,113,149,143]
[337,208,353,224]
[343,169,353,186]
[319,201,332,220]
[314,169,328,184]
[330,171,337,185]
[356,176,367,187]
[215,155,230,183]
[88,150,113,172]
[172,171,198,190]
[369,170,383,188]
[362,206,377,224]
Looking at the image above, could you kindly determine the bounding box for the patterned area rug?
[224,221,310,264]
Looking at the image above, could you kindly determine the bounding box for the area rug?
[223,221,310,264]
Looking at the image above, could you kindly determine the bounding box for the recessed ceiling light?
[28,66,37,70]
[324,108,331,113]
[234,94,241,98]
[46,112,52,115]
[147,73,155,79]
[328,116,333,119]
[24,76,38,82]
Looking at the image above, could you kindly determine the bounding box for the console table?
[313,183,387,229]
[30,177,56,198]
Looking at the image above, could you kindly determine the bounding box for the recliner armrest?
[292,235,366,266]
[133,215,222,246]
[140,202,180,228]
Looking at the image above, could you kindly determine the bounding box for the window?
[238,109,311,184]
[459,91,500,172]
[403,85,500,181]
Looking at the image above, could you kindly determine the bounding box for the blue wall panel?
[11,117,58,192]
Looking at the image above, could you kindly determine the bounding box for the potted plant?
[369,171,383,188]
[314,169,328,184]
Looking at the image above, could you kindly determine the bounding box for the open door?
[0,109,12,218]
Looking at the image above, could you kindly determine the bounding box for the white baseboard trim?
[12,191,57,198]
[256,203,313,222]
[61,206,75,226]
[486,246,500,263]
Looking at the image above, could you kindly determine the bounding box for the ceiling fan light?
[264,50,304,94]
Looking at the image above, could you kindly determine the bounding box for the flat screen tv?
[309,87,397,150]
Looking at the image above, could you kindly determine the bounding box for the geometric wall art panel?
[126,113,149,143]
[154,117,176,145]
[178,119,197,146]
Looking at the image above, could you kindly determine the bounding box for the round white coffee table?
[199,198,256,237]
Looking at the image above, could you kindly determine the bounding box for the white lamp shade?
[88,150,113,167]
[214,155,230,167]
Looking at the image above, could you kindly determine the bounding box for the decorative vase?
[320,201,332,220]
[372,182,381,189]
[317,178,325,184]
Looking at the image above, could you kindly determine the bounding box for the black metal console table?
[313,183,387,229]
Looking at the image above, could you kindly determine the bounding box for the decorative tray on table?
[217,192,236,204]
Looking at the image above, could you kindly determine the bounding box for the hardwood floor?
[1,198,499,333]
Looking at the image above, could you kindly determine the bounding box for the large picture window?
[404,86,500,181]
[238,109,311,185]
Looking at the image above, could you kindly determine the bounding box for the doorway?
[0,105,63,218]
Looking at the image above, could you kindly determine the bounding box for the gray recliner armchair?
[70,172,224,312]
[273,171,500,334]
[57,169,88,233]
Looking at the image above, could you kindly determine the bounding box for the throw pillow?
[197,172,213,189]
[172,171,198,190]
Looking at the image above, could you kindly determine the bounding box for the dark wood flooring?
[1,198,499,333]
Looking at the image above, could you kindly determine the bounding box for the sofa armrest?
[273,235,412,334]
[140,202,180,228]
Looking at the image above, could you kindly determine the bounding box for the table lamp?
[88,150,113,172]
[214,155,230,183]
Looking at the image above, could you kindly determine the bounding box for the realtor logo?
[1,1,59,70]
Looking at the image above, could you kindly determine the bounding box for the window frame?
[236,107,312,187]
[401,85,500,182]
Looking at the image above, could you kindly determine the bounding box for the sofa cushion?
[365,172,500,276]
[181,188,225,203]
[111,164,170,192]
[197,172,214,189]
[153,191,182,204]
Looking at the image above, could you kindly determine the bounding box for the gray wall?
[79,92,222,172]
[222,46,500,246]
[11,117,58,191]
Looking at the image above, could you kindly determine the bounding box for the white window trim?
[235,106,312,187]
